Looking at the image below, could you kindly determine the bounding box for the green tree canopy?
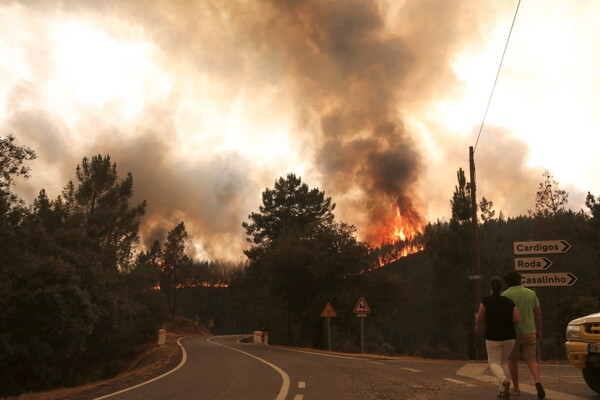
[162,222,191,319]
[59,155,146,270]
[534,169,568,217]
[479,196,496,222]
[0,135,36,190]
[450,168,471,226]
[242,173,335,262]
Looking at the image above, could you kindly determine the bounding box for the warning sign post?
[321,303,336,351]
[353,297,371,353]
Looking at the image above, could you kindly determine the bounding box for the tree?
[161,222,192,319]
[0,136,36,268]
[479,197,496,222]
[0,134,36,190]
[242,173,335,262]
[60,155,146,270]
[585,192,600,229]
[241,174,367,345]
[534,169,568,217]
[450,168,471,226]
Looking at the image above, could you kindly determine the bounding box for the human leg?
[486,340,512,398]
[501,339,516,383]
[520,334,544,399]
[485,340,508,384]
[508,336,521,392]
[519,334,541,381]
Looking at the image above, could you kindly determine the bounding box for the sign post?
[353,297,371,354]
[512,240,576,287]
[320,303,337,351]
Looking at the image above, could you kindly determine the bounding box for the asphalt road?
[95,335,600,400]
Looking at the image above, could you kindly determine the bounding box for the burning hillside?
[369,197,424,267]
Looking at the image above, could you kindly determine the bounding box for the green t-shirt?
[502,286,540,334]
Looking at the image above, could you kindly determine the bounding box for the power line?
[473,0,522,153]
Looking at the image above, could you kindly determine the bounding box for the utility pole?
[469,146,482,359]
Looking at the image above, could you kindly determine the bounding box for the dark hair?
[504,270,522,287]
[490,276,503,296]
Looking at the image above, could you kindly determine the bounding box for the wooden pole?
[469,146,482,359]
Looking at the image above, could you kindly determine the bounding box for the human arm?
[534,306,542,340]
[512,305,521,325]
[475,303,486,334]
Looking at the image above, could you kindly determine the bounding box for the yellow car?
[565,312,600,394]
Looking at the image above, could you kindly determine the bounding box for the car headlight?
[566,324,581,340]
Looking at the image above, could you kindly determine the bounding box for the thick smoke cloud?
[2,0,561,260]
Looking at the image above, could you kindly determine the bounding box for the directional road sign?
[513,240,571,255]
[514,257,553,271]
[521,272,578,287]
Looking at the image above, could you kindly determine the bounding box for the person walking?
[476,276,521,399]
[503,270,545,399]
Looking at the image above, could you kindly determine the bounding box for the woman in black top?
[476,276,521,399]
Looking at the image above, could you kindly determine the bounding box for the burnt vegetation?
[1,136,600,396]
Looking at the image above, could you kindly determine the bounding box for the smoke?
[2,0,557,260]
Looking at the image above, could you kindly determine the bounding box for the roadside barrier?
[253,330,268,345]
[158,329,167,345]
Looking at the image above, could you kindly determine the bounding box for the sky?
[1,0,599,261]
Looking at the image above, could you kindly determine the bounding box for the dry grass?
[3,318,210,400]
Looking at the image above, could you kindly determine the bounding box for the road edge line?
[207,336,290,400]
[91,336,189,400]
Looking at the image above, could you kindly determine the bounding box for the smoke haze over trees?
[2,0,594,261]
[1,136,600,396]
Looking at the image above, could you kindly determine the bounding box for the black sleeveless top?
[482,294,516,341]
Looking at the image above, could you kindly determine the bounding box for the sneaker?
[510,389,521,396]
[536,382,546,399]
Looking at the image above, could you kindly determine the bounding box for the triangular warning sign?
[321,302,337,317]
[353,297,371,313]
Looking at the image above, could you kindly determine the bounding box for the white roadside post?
[158,328,167,345]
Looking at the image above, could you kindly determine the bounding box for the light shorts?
[510,333,537,361]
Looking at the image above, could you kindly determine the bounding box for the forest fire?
[152,281,229,290]
[385,204,422,242]
[371,201,424,267]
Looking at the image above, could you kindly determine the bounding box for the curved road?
[95,335,599,400]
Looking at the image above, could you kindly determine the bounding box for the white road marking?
[402,367,422,373]
[456,363,495,383]
[369,361,385,365]
[91,337,189,400]
[209,336,290,400]
[503,383,587,400]
[456,363,589,400]
[298,381,306,389]
[273,346,364,360]
[444,378,475,387]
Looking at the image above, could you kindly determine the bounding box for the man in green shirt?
[503,271,545,399]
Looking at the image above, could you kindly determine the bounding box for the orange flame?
[371,203,424,267]
[378,204,422,244]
